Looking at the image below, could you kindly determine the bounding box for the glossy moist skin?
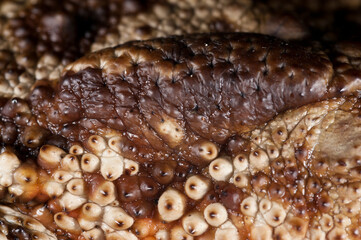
[31,33,359,166]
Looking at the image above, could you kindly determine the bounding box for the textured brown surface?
[0,1,360,239]
[31,33,361,165]
[0,33,359,240]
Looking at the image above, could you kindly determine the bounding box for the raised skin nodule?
[30,33,359,165]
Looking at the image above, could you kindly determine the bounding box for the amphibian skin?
[0,33,360,239]
[1,97,361,240]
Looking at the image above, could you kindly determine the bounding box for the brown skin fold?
[30,33,360,165]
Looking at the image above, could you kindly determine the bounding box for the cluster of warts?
[0,97,360,239]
